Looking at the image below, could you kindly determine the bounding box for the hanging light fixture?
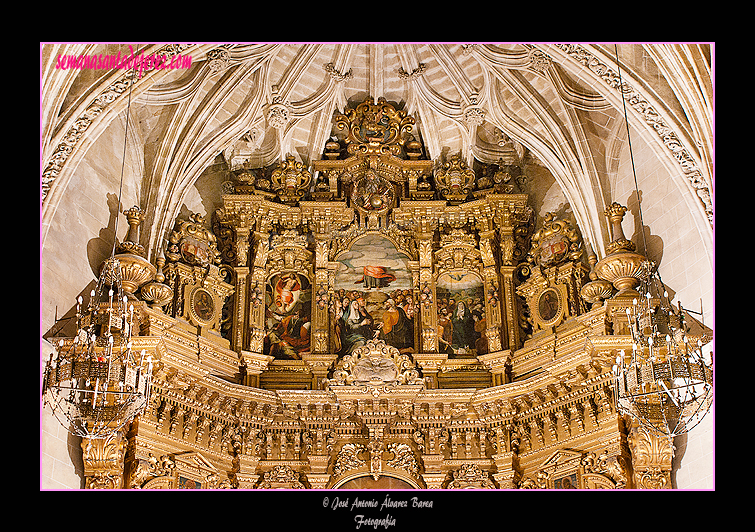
[609,45,713,439]
[42,59,153,440]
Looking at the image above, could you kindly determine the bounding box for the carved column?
[311,235,331,354]
[497,208,521,353]
[479,227,503,353]
[230,225,252,353]
[417,227,437,353]
[248,221,271,354]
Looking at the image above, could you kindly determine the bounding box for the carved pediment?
[538,448,584,471]
[445,463,496,489]
[325,339,423,389]
[138,451,232,489]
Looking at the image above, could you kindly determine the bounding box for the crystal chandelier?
[42,63,153,440]
[609,45,713,439]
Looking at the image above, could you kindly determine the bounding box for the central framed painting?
[331,234,415,355]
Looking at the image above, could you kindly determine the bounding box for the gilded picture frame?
[533,284,567,330]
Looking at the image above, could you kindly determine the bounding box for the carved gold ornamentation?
[628,422,674,489]
[435,154,476,203]
[270,155,313,205]
[108,206,157,295]
[335,97,415,156]
[257,465,306,489]
[165,212,222,267]
[580,244,614,308]
[446,463,496,489]
[140,256,173,309]
[52,91,708,491]
[82,433,126,489]
[325,339,422,389]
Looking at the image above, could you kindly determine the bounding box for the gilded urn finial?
[604,202,637,255]
[108,206,156,296]
[594,202,646,298]
[117,206,147,257]
[580,242,614,308]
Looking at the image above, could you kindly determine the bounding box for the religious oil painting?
[436,272,487,357]
[178,476,200,489]
[538,287,561,323]
[554,472,578,489]
[332,234,415,355]
[264,272,312,359]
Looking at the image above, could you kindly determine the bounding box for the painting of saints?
[378,298,413,351]
[265,273,311,359]
[436,272,486,357]
[437,307,454,355]
[336,298,375,356]
[473,309,488,355]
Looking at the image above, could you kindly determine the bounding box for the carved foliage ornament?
[335,97,415,156]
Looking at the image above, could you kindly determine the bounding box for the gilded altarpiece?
[64,97,712,490]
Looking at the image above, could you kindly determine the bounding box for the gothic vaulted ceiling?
[40,43,714,261]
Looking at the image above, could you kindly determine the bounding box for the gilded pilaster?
[479,228,504,353]
[248,226,271,353]
[312,236,331,355]
[232,266,249,352]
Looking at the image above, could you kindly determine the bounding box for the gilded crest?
[165,213,221,267]
[528,212,583,267]
[435,154,476,203]
[335,97,415,156]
